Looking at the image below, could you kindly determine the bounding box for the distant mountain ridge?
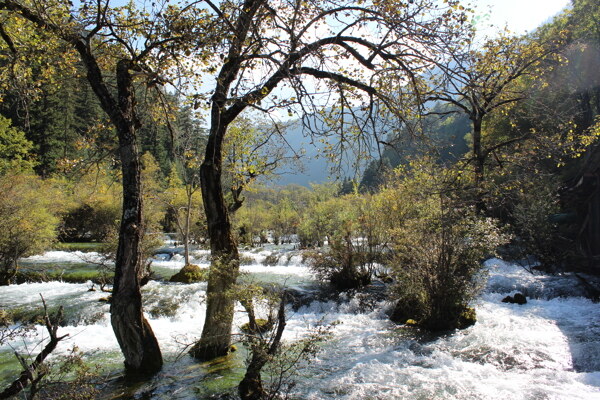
[269,106,471,187]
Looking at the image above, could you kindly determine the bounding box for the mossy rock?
[10,306,63,325]
[389,302,410,324]
[391,301,476,331]
[14,270,48,284]
[239,255,255,266]
[0,309,12,326]
[169,264,208,283]
[263,254,279,266]
[457,307,477,329]
[330,267,371,291]
[240,318,273,334]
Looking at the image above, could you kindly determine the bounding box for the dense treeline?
[353,0,600,272]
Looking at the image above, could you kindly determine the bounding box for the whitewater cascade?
[0,249,599,399]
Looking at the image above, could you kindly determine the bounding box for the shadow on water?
[499,267,600,376]
[553,298,600,376]
[480,261,600,389]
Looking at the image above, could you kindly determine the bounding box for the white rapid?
[1,251,599,399]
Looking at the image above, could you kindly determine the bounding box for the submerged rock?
[169,264,208,283]
[513,293,527,304]
[502,292,527,305]
[0,309,12,325]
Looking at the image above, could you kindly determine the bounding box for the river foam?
[1,253,599,399]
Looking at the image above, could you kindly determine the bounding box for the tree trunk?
[191,128,240,360]
[471,116,486,211]
[239,363,266,400]
[184,190,192,265]
[472,117,485,188]
[0,0,163,377]
[577,90,594,132]
[190,0,262,358]
[109,61,162,374]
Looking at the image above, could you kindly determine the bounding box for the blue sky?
[473,0,570,37]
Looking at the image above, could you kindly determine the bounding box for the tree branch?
[0,21,16,53]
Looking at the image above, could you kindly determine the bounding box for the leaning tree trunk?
[238,296,287,400]
[109,61,162,374]
[190,0,263,357]
[190,125,240,361]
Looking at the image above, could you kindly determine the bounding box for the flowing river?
[1,246,600,399]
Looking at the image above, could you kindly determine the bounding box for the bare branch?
[0,295,68,399]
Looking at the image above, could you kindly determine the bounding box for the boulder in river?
[98,296,112,303]
[502,292,527,305]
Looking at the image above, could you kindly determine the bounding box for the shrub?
[0,115,35,174]
[237,288,333,400]
[60,201,120,242]
[305,193,387,290]
[389,201,508,330]
[307,237,374,290]
[386,164,509,331]
[59,165,121,243]
[169,264,208,283]
[0,173,59,285]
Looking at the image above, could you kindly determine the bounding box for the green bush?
[0,173,59,284]
[60,202,120,242]
[304,193,387,290]
[169,264,208,283]
[384,163,509,331]
[307,237,373,290]
[0,115,35,174]
[389,203,508,330]
[509,179,568,270]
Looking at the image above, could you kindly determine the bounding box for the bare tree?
[0,0,206,373]
[187,0,470,359]
[425,32,563,193]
